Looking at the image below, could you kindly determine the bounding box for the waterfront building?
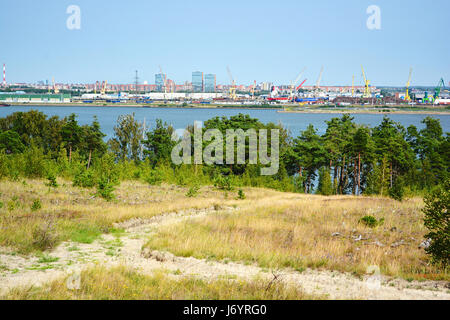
[192,71,204,92]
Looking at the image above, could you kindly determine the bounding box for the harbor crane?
[405,68,413,101]
[227,66,237,100]
[52,78,59,94]
[314,66,324,97]
[296,79,307,91]
[433,78,445,103]
[289,67,306,97]
[316,66,324,89]
[361,66,371,98]
[100,80,108,96]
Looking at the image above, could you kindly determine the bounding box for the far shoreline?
[1,103,449,115]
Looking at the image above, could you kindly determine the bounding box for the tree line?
[0,110,448,200]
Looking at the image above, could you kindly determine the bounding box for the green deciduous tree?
[109,113,144,162]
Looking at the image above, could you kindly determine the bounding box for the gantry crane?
[405,68,413,101]
[227,66,237,100]
[361,66,371,98]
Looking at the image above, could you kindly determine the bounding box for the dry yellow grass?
[144,192,448,281]
[0,179,241,253]
[2,266,321,300]
[1,179,446,282]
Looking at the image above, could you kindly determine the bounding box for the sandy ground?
[0,206,449,300]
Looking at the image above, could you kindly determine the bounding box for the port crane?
[100,80,108,96]
[316,66,324,89]
[313,66,324,97]
[296,79,307,91]
[433,78,445,102]
[227,66,237,100]
[289,68,306,97]
[423,78,446,104]
[52,78,60,94]
[405,68,413,101]
[361,66,371,98]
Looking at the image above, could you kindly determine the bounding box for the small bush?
[423,180,449,267]
[73,169,96,188]
[237,189,246,200]
[186,185,200,198]
[32,221,58,251]
[146,171,163,186]
[7,199,18,212]
[359,215,384,228]
[214,175,234,191]
[389,178,405,202]
[0,201,3,209]
[96,177,116,201]
[31,199,42,212]
[45,172,58,188]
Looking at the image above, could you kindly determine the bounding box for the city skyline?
[0,0,449,86]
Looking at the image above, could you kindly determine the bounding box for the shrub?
[186,185,200,198]
[389,177,405,201]
[31,199,42,212]
[146,170,163,186]
[73,169,96,188]
[45,172,58,188]
[423,180,449,267]
[359,215,384,228]
[237,189,246,200]
[32,221,58,251]
[214,175,234,191]
[96,177,116,201]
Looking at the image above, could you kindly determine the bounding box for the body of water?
[1,106,449,140]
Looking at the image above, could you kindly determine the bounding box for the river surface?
[1,106,449,140]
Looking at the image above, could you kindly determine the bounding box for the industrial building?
[0,93,71,103]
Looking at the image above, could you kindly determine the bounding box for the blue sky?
[0,0,449,86]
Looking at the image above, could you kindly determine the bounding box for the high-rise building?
[204,74,216,92]
[261,82,273,91]
[155,73,166,92]
[192,71,204,92]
